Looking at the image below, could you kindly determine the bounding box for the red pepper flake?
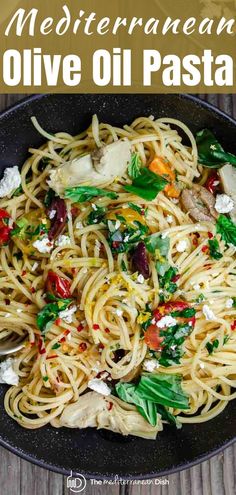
[112,241,120,249]
[201,245,208,253]
[46,354,58,360]
[192,237,198,246]
[107,402,113,411]
[77,324,84,332]
[55,318,62,326]
[5,299,10,305]
[79,342,87,352]
[71,268,78,276]
[38,338,46,355]
[98,343,104,350]
[93,324,100,330]
[30,287,36,294]
[59,336,66,343]
[208,232,213,239]
[204,264,212,270]
[172,274,180,283]
[105,328,110,334]
[64,329,70,336]
[30,342,35,347]
[21,270,27,277]
[195,232,200,238]
[141,209,145,216]
[231,320,236,331]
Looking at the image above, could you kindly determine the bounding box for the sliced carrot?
[149,157,175,182]
[165,183,180,198]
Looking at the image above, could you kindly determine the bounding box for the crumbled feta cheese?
[193,284,201,291]
[48,209,56,220]
[156,315,177,328]
[33,236,53,253]
[176,240,188,253]
[4,313,10,318]
[215,194,234,214]
[166,215,173,224]
[199,362,205,369]
[225,298,234,309]
[55,235,70,247]
[143,359,160,372]
[16,308,23,313]
[116,309,123,317]
[59,305,77,323]
[137,274,145,284]
[0,358,19,385]
[31,262,39,272]
[88,378,111,396]
[202,304,216,321]
[115,220,121,230]
[0,166,21,198]
[161,231,169,239]
[91,203,97,211]
[75,222,83,229]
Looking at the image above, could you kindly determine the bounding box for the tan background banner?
[0,0,235,93]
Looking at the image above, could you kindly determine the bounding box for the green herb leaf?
[65,186,118,203]
[44,188,56,208]
[216,214,236,247]
[36,298,73,334]
[10,217,29,239]
[208,238,223,260]
[137,373,189,410]
[43,376,49,382]
[52,343,61,350]
[206,339,219,354]
[115,382,157,426]
[196,129,236,168]
[87,206,107,225]
[145,234,169,256]
[127,202,143,215]
[124,168,168,201]
[155,404,179,426]
[127,153,142,179]
[196,293,205,303]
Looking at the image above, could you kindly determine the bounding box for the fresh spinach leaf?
[124,168,168,201]
[65,186,118,203]
[115,382,157,426]
[127,153,142,179]
[196,129,236,168]
[216,214,236,247]
[137,373,189,410]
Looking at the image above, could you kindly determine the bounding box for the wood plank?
[0,93,235,495]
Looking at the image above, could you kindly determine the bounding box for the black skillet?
[0,94,235,479]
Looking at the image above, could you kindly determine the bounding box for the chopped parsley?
[206,339,219,354]
[208,238,223,260]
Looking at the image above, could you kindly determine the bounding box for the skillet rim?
[0,93,235,480]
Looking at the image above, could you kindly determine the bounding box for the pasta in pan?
[0,113,236,439]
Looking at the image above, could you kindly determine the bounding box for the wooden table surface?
[0,93,235,495]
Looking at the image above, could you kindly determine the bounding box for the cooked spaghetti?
[0,114,236,439]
